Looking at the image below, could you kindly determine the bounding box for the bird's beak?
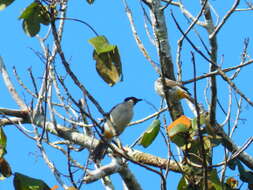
[136,98,142,102]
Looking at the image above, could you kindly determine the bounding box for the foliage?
[0,0,15,10]
[89,35,123,86]
[138,119,160,148]
[13,172,51,190]
[1,0,253,189]
[19,2,51,37]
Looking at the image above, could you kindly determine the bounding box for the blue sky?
[1,0,253,189]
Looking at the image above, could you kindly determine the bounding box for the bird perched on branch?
[154,77,193,103]
[154,77,205,117]
[92,97,142,162]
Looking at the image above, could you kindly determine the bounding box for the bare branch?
[122,0,160,74]
[84,159,121,183]
[162,0,207,27]
[217,68,253,107]
[183,59,253,84]
[129,107,167,126]
[119,164,143,190]
[210,0,240,38]
[35,130,69,190]
[50,19,106,117]
[0,56,27,109]
[229,96,243,137]
[0,107,29,118]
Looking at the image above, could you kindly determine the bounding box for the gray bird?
[92,97,142,161]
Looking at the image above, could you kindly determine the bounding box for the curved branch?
[0,57,27,110]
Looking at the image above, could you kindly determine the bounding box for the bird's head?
[124,97,142,105]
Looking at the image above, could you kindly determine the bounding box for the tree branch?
[0,56,27,110]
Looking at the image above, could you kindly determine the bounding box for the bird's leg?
[114,137,123,149]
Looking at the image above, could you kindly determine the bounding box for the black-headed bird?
[92,97,142,162]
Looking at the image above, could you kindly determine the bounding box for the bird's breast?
[108,103,133,135]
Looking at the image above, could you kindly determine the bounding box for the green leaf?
[207,169,222,190]
[89,36,122,86]
[89,36,116,54]
[203,136,212,151]
[14,172,50,190]
[138,119,160,148]
[0,0,15,10]
[37,6,50,26]
[19,2,39,19]
[177,176,195,190]
[0,127,7,158]
[22,19,40,37]
[168,119,191,147]
[170,132,189,147]
[92,45,122,86]
[168,123,189,139]
[19,2,50,37]
[167,115,191,138]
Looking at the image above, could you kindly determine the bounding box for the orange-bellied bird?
[154,77,193,102]
[92,97,142,162]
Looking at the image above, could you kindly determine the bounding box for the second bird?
[154,77,192,102]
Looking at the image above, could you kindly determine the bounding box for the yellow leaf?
[226,177,238,189]
[67,187,78,190]
[0,157,11,177]
[167,115,191,133]
[167,115,192,147]
[51,185,59,190]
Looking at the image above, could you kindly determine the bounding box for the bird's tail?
[185,96,206,117]
[91,140,110,162]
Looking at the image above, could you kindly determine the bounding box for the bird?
[154,77,206,117]
[92,97,142,162]
[154,77,192,102]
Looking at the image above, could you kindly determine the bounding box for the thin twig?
[129,107,167,126]
[176,0,208,81]
[210,0,240,38]
[183,59,253,84]
[229,96,242,138]
[122,0,160,74]
[50,19,106,116]
[56,17,99,36]
[191,52,208,190]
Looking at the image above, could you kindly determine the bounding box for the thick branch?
[150,0,183,120]
[2,109,253,171]
[119,166,143,190]
[126,148,181,172]
[201,0,218,132]
[84,159,122,183]
[216,125,253,170]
